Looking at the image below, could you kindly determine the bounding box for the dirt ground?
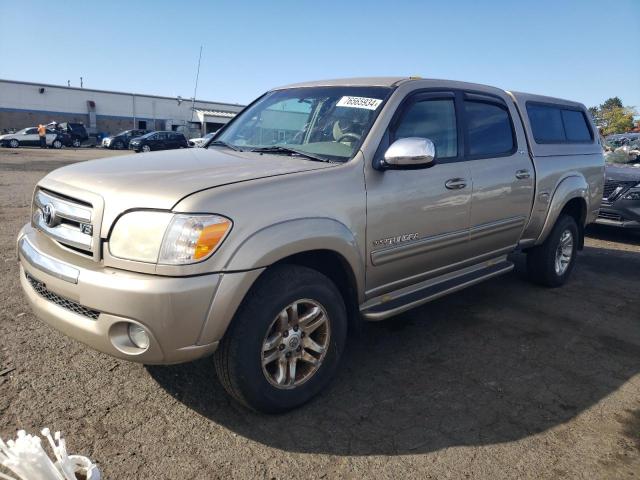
[0,147,638,479]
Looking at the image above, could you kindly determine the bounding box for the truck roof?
[273,77,585,109]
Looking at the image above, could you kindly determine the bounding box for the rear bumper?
[16,224,261,364]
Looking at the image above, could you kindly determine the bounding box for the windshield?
[116,130,132,137]
[212,86,392,162]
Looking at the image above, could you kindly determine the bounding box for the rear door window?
[394,99,457,158]
[464,101,514,157]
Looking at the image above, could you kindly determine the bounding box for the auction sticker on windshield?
[336,96,383,110]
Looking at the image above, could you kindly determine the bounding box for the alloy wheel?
[554,229,573,276]
[261,299,331,389]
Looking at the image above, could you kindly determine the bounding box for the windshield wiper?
[208,140,242,152]
[250,146,330,163]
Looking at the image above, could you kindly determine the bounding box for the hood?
[39,147,335,236]
[605,163,640,182]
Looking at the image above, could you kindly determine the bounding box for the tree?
[600,97,623,111]
[589,97,636,135]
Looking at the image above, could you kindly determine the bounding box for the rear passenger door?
[463,92,534,258]
[168,133,181,149]
[22,128,39,146]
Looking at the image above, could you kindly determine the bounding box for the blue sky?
[1,0,638,110]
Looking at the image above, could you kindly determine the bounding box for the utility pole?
[80,77,83,88]
[190,45,203,124]
[67,80,70,87]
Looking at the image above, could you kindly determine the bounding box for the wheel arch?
[198,218,365,345]
[536,175,588,248]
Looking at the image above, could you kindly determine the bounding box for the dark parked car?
[596,161,640,228]
[56,122,89,147]
[102,129,149,150]
[128,131,188,152]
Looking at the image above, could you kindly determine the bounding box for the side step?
[360,261,514,321]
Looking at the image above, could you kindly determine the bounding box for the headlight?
[109,211,232,264]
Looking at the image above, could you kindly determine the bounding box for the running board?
[360,261,514,321]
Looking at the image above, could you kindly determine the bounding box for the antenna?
[190,45,203,123]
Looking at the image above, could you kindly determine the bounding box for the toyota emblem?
[42,203,57,227]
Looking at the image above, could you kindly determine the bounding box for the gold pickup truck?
[17,77,604,412]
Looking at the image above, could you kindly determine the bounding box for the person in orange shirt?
[37,124,47,148]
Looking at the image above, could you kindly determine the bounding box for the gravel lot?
[1,148,639,479]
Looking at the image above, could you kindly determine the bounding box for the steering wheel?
[336,132,361,143]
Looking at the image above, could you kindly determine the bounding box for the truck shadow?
[148,245,640,456]
[586,224,640,246]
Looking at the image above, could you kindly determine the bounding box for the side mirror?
[383,137,436,169]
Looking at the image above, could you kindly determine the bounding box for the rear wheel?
[114,141,124,150]
[52,139,63,149]
[214,265,347,413]
[527,214,578,287]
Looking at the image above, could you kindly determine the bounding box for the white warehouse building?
[0,79,244,137]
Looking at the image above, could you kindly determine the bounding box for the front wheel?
[9,139,19,148]
[141,145,151,152]
[214,265,347,413]
[526,214,578,287]
[72,138,81,148]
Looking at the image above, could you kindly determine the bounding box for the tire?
[72,139,81,148]
[214,264,348,413]
[52,139,63,149]
[114,141,124,150]
[141,145,151,152]
[526,214,579,287]
[9,139,19,148]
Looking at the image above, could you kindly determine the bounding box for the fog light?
[128,324,150,349]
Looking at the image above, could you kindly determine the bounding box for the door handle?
[445,178,467,190]
[515,169,531,179]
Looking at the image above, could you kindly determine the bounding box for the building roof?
[0,78,244,108]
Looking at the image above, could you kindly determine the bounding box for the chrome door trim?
[18,236,80,284]
[371,228,468,266]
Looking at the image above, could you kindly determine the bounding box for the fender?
[196,218,366,345]
[224,217,366,295]
[535,175,588,245]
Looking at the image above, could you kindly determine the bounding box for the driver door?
[364,92,473,297]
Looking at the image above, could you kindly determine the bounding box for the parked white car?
[0,127,64,149]
[188,132,216,148]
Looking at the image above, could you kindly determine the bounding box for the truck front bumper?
[17,224,261,364]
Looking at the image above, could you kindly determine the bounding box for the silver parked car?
[17,77,604,412]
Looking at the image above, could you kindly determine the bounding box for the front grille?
[32,188,95,258]
[26,272,100,320]
[603,180,637,201]
[598,211,624,222]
